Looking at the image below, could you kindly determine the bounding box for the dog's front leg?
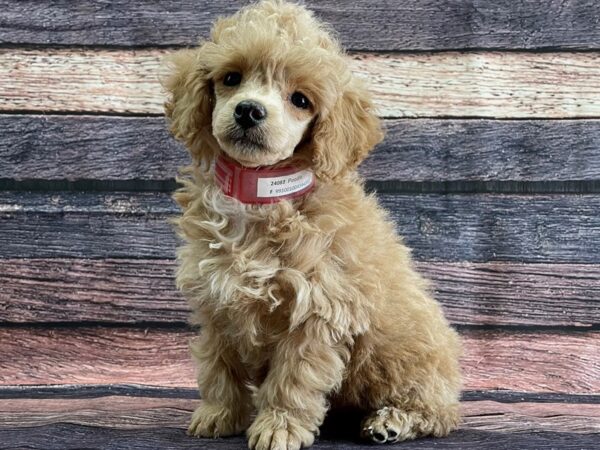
[247,319,347,450]
[188,323,253,438]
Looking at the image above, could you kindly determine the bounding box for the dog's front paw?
[188,401,249,438]
[247,409,315,450]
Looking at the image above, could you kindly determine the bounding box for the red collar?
[215,153,315,204]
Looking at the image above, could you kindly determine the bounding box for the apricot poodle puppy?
[165,1,462,448]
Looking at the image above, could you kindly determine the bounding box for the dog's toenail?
[373,432,386,442]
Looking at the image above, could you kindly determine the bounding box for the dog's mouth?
[231,134,265,150]
[218,128,276,167]
[217,120,294,167]
[226,127,268,153]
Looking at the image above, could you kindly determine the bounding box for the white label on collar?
[256,170,314,198]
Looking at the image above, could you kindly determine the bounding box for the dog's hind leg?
[360,404,460,444]
[355,346,462,444]
[338,324,462,444]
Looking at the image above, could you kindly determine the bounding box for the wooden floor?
[1,386,598,450]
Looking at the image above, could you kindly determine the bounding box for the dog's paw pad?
[361,407,414,444]
[372,431,387,443]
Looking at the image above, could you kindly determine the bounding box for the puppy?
[165,1,462,448]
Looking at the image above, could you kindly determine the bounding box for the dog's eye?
[223,72,242,86]
[290,92,311,109]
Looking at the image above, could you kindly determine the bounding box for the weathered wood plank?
[2,50,600,118]
[0,115,179,181]
[2,425,599,450]
[0,49,166,114]
[355,52,600,118]
[0,211,173,259]
[1,0,599,51]
[2,385,598,404]
[1,192,598,263]
[1,396,598,434]
[1,259,598,327]
[0,396,195,429]
[0,384,199,400]
[0,327,597,394]
[461,391,600,404]
[2,116,600,183]
[381,194,600,263]
[368,119,600,182]
[461,330,599,393]
[0,259,186,324]
[419,262,600,327]
[461,401,600,433]
[0,327,194,387]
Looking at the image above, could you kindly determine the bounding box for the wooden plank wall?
[0,1,599,448]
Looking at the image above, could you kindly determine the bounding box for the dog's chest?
[194,201,302,347]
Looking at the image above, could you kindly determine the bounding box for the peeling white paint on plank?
[2,49,600,118]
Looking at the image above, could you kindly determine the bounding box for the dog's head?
[164,0,383,179]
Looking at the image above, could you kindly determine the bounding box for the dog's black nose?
[234,101,267,129]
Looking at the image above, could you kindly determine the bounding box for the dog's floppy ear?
[311,78,383,180]
[163,46,216,165]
